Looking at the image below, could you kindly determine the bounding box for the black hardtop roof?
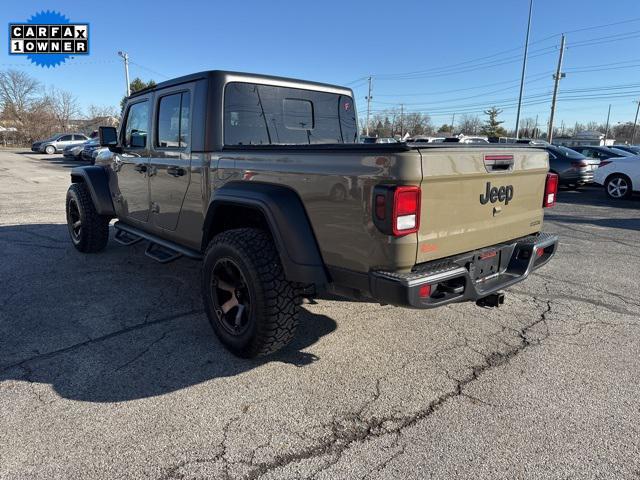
[128,70,352,99]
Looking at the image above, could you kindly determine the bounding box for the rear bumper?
[559,169,595,185]
[368,232,558,309]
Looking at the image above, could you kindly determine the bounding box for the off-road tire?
[202,228,301,358]
[45,145,55,155]
[65,183,110,253]
[605,174,633,200]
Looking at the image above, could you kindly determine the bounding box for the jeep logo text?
[480,182,514,205]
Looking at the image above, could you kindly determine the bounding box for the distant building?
[552,130,615,147]
[66,116,119,134]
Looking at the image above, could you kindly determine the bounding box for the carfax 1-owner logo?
[8,10,89,67]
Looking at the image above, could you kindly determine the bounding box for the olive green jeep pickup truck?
[65,70,558,358]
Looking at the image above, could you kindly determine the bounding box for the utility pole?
[451,113,456,135]
[547,34,566,143]
[534,114,539,139]
[515,0,533,139]
[631,100,640,144]
[603,104,612,144]
[365,76,372,136]
[400,104,404,138]
[118,51,131,97]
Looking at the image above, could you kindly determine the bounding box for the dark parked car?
[569,145,633,161]
[544,145,600,188]
[80,139,101,164]
[63,141,90,160]
[610,145,640,155]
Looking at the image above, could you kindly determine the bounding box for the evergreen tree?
[481,107,507,137]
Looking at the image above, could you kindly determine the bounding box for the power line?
[128,60,170,79]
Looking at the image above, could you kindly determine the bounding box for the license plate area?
[472,249,501,283]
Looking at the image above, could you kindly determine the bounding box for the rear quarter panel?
[220,149,423,273]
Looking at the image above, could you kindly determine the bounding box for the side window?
[224,83,269,145]
[59,135,72,141]
[180,92,190,148]
[156,91,190,148]
[123,101,149,148]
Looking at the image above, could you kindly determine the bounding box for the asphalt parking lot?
[1,148,639,479]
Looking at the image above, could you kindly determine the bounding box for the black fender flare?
[203,182,328,286]
[70,166,115,216]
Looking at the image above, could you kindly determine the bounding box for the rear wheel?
[65,183,110,252]
[202,228,301,358]
[45,145,55,155]
[605,174,632,200]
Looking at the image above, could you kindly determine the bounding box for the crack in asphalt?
[0,309,202,375]
[160,299,554,480]
[534,272,640,308]
[113,328,179,372]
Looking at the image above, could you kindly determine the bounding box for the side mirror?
[99,126,118,147]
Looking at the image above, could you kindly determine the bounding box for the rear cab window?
[223,82,357,146]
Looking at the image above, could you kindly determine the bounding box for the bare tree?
[0,69,41,124]
[86,104,119,120]
[404,112,433,136]
[518,117,537,138]
[458,114,482,135]
[47,87,82,131]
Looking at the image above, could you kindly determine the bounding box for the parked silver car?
[31,133,90,154]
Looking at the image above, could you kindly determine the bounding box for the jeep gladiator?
[65,70,558,358]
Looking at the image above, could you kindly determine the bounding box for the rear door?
[148,87,192,231]
[112,97,151,223]
[416,147,548,264]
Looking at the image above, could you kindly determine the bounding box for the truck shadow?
[0,224,337,403]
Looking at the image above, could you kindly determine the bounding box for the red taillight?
[571,161,588,168]
[418,284,431,298]
[543,173,558,208]
[598,160,612,168]
[392,186,421,236]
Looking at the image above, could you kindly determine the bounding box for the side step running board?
[113,221,203,263]
[114,228,143,246]
[145,243,182,264]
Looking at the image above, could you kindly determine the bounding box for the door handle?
[134,164,147,173]
[167,166,185,177]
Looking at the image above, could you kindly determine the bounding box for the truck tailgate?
[416,147,548,264]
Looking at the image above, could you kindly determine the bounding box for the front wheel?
[65,183,110,252]
[202,228,301,358]
[45,145,55,155]
[605,174,632,200]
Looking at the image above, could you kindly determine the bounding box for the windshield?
[556,146,586,159]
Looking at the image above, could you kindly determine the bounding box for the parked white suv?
[31,133,90,154]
